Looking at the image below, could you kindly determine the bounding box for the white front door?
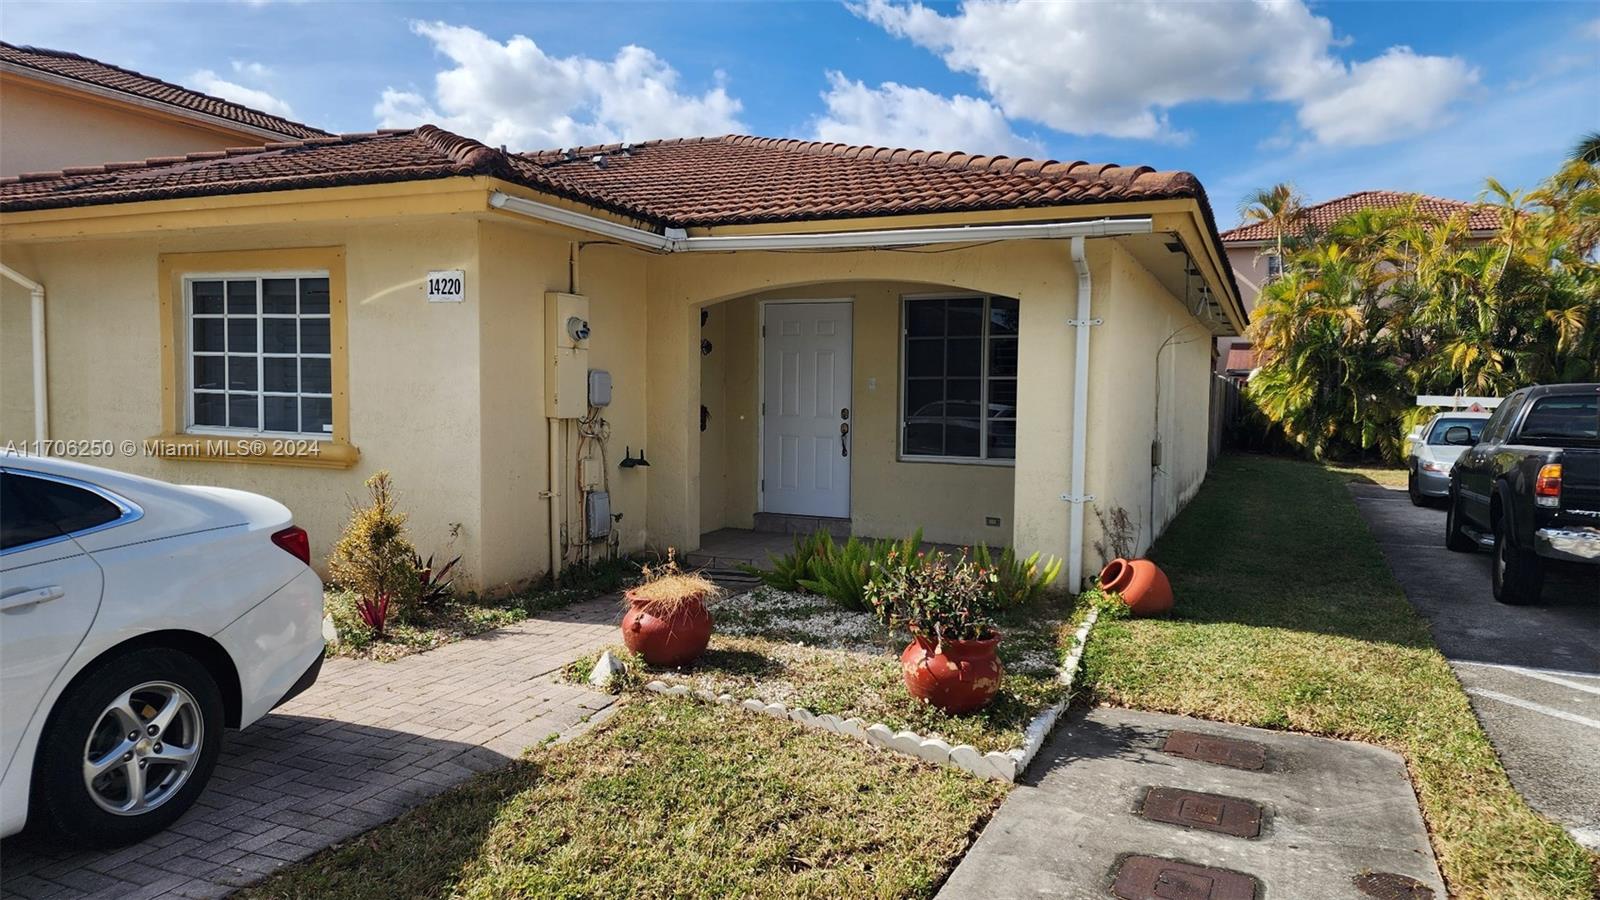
[762,301,852,518]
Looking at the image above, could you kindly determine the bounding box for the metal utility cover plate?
[1162,730,1268,771]
[1112,855,1257,900]
[1140,787,1263,838]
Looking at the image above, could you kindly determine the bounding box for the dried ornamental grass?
[624,551,722,616]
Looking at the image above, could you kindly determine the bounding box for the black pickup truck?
[1445,383,1600,604]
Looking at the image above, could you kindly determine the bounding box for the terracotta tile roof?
[1221,190,1501,243]
[0,127,512,211]
[509,135,1206,227]
[0,42,329,140]
[1224,345,1259,372]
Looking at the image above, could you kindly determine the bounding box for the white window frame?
[182,271,334,440]
[898,292,1018,467]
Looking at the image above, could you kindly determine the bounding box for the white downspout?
[1065,236,1095,590]
[548,419,563,580]
[1,265,48,444]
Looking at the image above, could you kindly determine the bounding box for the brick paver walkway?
[1,599,619,899]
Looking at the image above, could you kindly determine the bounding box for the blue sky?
[3,1,1596,225]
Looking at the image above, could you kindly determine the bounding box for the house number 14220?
[426,270,465,302]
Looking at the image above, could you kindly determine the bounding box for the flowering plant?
[864,549,999,651]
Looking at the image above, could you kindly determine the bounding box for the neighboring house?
[1217,190,1501,375]
[0,126,1244,595]
[0,42,329,178]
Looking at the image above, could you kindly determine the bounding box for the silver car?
[1406,412,1492,504]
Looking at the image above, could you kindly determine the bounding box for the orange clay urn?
[621,590,713,667]
[900,632,1003,714]
[1098,558,1173,617]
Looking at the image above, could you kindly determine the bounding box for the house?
[1217,190,1501,376]
[0,42,329,178]
[0,126,1244,595]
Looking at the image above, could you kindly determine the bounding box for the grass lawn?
[570,587,1070,752]
[1080,454,1595,899]
[1324,461,1409,488]
[239,697,1006,899]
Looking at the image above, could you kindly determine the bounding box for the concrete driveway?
[1350,483,1600,850]
[0,600,618,899]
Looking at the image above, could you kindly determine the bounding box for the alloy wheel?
[81,681,203,816]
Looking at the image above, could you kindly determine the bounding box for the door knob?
[839,422,850,457]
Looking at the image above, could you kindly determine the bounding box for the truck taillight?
[1534,464,1562,508]
[271,525,311,565]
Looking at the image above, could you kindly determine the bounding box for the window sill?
[897,455,1016,468]
[144,433,360,469]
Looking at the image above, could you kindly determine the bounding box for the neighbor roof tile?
[1221,190,1501,242]
[0,42,329,140]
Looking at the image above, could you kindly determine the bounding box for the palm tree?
[1573,131,1600,165]
[1238,184,1306,275]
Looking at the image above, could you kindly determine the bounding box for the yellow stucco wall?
[1,274,36,438]
[0,217,493,588]
[0,77,264,177]
[700,282,1016,546]
[475,222,653,586]
[1083,239,1214,570]
[2,187,1222,591]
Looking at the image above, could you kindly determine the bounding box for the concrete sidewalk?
[939,707,1444,900]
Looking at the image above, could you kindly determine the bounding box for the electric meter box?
[545,292,589,417]
[588,369,612,407]
[585,491,612,539]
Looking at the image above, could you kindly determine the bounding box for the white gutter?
[1065,236,1094,591]
[1,264,48,443]
[488,191,1152,251]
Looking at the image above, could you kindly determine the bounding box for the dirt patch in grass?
[328,558,640,662]
[1079,454,1595,900]
[238,697,1006,899]
[586,588,1069,753]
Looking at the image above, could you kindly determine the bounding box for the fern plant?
[973,542,1062,606]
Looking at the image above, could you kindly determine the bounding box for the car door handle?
[0,586,65,612]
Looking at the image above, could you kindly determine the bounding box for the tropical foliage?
[1243,151,1600,462]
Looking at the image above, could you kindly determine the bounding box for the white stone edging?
[642,606,1100,783]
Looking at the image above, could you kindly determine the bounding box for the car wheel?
[1444,487,1475,552]
[1491,509,1544,606]
[1408,470,1426,506]
[30,648,224,847]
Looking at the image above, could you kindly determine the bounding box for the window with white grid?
[186,275,333,437]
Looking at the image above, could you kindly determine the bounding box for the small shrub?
[865,548,997,650]
[329,472,422,621]
[749,528,924,611]
[412,551,462,611]
[973,543,1062,605]
[356,592,394,637]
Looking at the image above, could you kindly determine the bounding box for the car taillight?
[1535,463,1562,508]
[271,526,311,565]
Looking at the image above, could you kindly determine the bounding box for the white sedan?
[1,455,324,846]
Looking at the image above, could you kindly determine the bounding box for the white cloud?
[851,0,1478,147]
[1295,48,1477,146]
[187,69,294,117]
[376,21,744,150]
[231,60,273,79]
[812,71,1041,156]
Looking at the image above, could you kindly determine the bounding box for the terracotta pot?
[1098,558,1173,617]
[900,632,1003,714]
[621,591,712,667]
